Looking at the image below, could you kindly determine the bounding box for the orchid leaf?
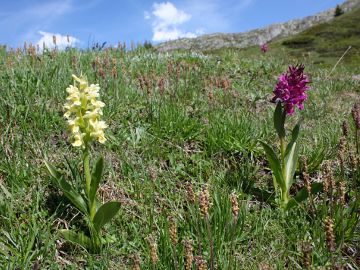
[283,141,299,189]
[45,160,88,214]
[90,157,104,203]
[259,141,285,191]
[274,102,286,139]
[285,122,301,156]
[58,177,88,214]
[93,201,121,232]
[286,182,323,209]
[291,122,301,142]
[44,160,62,180]
[60,229,91,249]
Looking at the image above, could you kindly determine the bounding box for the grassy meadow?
[0,35,359,270]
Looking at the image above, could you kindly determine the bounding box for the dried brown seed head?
[302,242,313,269]
[230,193,239,220]
[325,216,335,252]
[146,235,159,265]
[132,253,141,270]
[351,103,360,129]
[195,255,207,270]
[199,185,210,218]
[339,181,346,206]
[183,239,194,270]
[185,182,196,204]
[342,121,349,137]
[168,216,178,247]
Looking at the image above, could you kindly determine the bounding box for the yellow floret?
[72,133,83,147]
[64,74,107,147]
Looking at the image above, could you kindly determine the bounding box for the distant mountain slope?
[155,0,360,52]
[277,5,360,66]
[231,5,360,68]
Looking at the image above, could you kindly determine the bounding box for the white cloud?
[144,11,151,20]
[146,2,198,42]
[153,29,196,42]
[36,31,79,50]
[152,2,191,27]
[0,0,75,47]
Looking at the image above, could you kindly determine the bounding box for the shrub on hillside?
[334,5,344,17]
[282,36,314,48]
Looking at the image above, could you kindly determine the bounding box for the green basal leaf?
[90,157,104,203]
[93,201,121,232]
[259,140,285,191]
[283,141,299,190]
[58,177,88,214]
[286,182,323,209]
[60,229,91,249]
[44,160,62,180]
[274,102,286,139]
[45,160,88,214]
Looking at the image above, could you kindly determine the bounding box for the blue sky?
[0,0,346,49]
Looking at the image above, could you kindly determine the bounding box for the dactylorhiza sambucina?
[272,64,310,115]
[63,74,107,147]
[45,74,120,252]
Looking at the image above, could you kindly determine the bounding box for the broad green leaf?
[274,103,286,139]
[45,160,88,214]
[286,182,323,209]
[291,122,301,142]
[58,177,88,214]
[44,160,62,180]
[285,122,301,156]
[259,141,285,190]
[60,229,91,249]
[90,157,104,203]
[93,201,121,231]
[283,141,299,189]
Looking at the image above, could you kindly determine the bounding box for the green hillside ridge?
[231,7,360,68]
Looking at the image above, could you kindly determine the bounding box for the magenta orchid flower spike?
[272,64,310,115]
[259,64,318,209]
[260,43,268,53]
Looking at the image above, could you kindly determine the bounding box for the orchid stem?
[83,147,91,198]
[83,147,95,220]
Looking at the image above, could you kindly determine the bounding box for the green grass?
[0,41,359,269]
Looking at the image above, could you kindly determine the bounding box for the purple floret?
[272,64,310,115]
[260,43,268,53]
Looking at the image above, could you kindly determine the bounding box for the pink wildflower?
[260,43,268,53]
[272,64,310,115]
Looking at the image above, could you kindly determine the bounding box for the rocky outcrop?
[156,0,360,52]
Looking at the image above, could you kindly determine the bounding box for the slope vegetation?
[235,7,360,67]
